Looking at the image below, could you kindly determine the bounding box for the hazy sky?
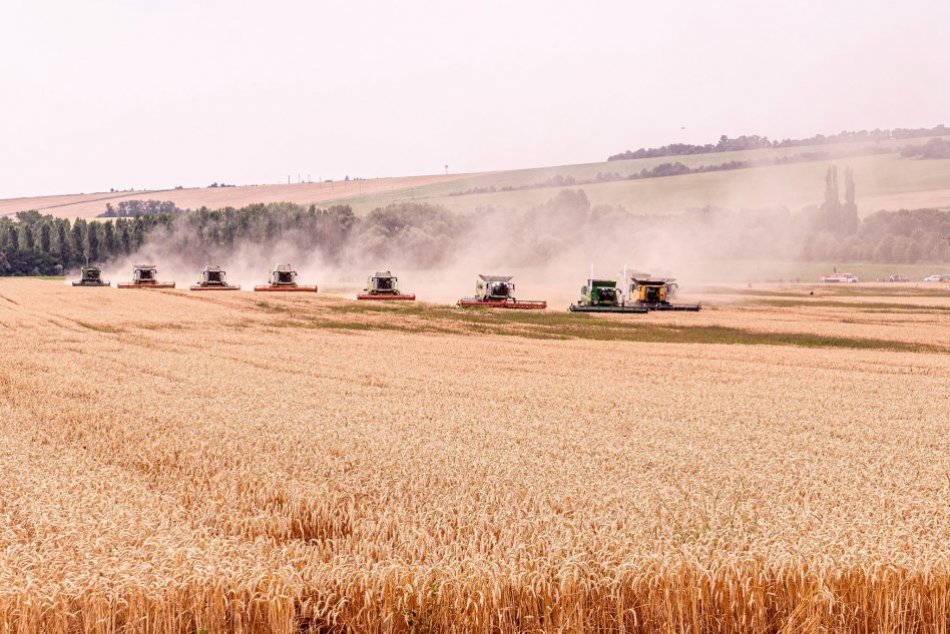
[2,0,948,198]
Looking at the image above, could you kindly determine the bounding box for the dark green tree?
[22,225,35,251]
[56,220,72,265]
[6,225,18,252]
[71,219,87,262]
[103,221,116,257]
[39,222,52,254]
[132,217,145,250]
[119,224,132,254]
[87,222,100,262]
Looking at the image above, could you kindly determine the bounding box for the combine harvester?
[117,265,175,289]
[569,278,647,313]
[72,265,110,287]
[191,265,240,291]
[458,275,546,309]
[253,264,317,292]
[357,270,415,301]
[627,275,701,311]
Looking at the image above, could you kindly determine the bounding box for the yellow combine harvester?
[626,275,701,311]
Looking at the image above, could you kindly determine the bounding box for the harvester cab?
[358,271,415,300]
[569,279,647,313]
[628,277,700,311]
[374,274,395,292]
[458,275,546,309]
[205,267,225,284]
[72,265,110,287]
[136,266,156,282]
[634,279,668,304]
[478,275,514,301]
[191,265,240,291]
[272,264,297,286]
[118,264,175,289]
[253,264,317,292]
[587,280,621,306]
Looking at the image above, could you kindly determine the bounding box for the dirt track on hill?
[0,173,470,219]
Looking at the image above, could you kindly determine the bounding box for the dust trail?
[99,185,826,306]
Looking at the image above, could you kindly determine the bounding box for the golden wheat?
[0,279,948,632]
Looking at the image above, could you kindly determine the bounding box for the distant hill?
[335,135,950,218]
[4,126,950,222]
[607,124,949,161]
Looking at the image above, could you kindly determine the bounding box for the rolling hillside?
[0,173,471,220]
[3,136,950,220]
[337,138,950,216]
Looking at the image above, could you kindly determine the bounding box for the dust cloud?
[99,186,824,307]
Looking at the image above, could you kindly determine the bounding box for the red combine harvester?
[357,271,415,301]
[253,264,317,292]
[190,265,240,291]
[458,274,546,309]
[117,265,175,289]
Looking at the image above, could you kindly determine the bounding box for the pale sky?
[1,0,948,198]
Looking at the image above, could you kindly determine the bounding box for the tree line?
[608,124,948,161]
[0,204,357,276]
[100,200,184,217]
[0,211,173,276]
[900,138,950,159]
[3,176,950,277]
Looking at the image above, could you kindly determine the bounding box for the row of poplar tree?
[0,203,358,276]
[0,211,173,275]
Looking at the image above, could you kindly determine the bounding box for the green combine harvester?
[569,278,648,313]
[72,265,110,287]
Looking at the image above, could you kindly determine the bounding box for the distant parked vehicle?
[820,273,859,283]
[923,274,950,282]
[886,274,910,282]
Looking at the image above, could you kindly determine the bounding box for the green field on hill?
[338,138,950,217]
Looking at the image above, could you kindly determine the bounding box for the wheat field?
[1,279,948,632]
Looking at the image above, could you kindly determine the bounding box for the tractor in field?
[117,265,175,289]
[358,271,415,300]
[191,265,240,291]
[627,277,701,311]
[458,274,546,309]
[569,279,647,313]
[253,264,317,292]
[72,265,110,287]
